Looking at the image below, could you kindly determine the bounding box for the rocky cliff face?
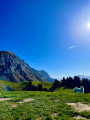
[0,51,48,83]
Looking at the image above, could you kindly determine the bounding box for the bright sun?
[88,23,90,28]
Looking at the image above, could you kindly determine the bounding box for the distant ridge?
[29,68,55,83]
[79,75,90,80]
[0,51,54,83]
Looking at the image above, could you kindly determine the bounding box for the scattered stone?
[66,102,90,112]
[51,113,57,117]
[12,104,17,108]
[36,118,41,120]
[54,100,59,102]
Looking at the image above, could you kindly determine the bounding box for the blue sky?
[0,0,90,78]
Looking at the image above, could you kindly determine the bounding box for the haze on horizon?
[0,0,90,79]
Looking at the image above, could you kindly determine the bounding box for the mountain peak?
[0,51,17,58]
[0,51,48,83]
[0,51,14,55]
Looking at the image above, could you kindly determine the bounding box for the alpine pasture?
[0,80,90,120]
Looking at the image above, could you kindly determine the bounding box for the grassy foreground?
[0,90,90,120]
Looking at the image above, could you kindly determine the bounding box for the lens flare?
[88,23,90,28]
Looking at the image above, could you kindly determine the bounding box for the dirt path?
[73,115,88,120]
[16,98,34,104]
[66,102,90,112]
[12,98,34,108]
[0,98,12,101]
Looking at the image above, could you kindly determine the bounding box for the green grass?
[32,81,52,90]
[0,80,90,120]
[0,91,90,120]
[0,80,53,91]
[0,80,14,91]
[11,81,53,91]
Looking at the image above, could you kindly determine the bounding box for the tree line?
[23,76,90,93]
[52,76,90,93]
[23,81,47,91]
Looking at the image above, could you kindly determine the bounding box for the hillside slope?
[29,68,55,83]
[0,80,53,91]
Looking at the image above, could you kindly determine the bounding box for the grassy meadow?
[0,89,90,120]
[0,80,52,91]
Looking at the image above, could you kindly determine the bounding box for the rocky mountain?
[0,51,52,83]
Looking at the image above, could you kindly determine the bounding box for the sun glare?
[88,23,90,28]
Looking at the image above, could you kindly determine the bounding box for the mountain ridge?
[29,68,55,83]
[79,75,90,80]
[0,51,54,83]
